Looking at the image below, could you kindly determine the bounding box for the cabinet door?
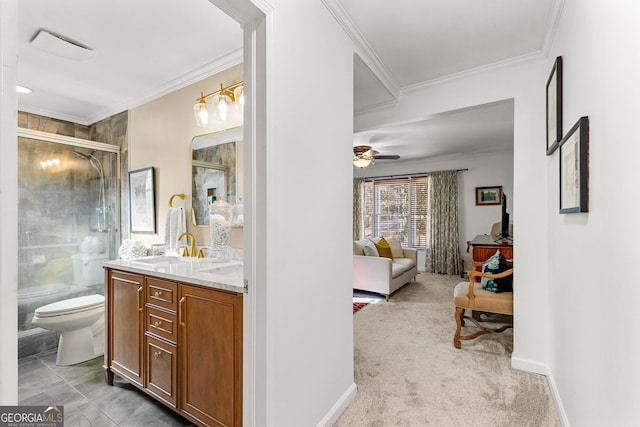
[146,334,178,408]
[179,285,242,427]
[108,270,145,387]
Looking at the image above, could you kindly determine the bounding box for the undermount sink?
[198,264,242,275]
[130,255,197,269]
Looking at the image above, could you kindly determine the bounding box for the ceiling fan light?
[353,158,371,168]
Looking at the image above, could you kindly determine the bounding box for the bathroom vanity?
[103,256,243,427]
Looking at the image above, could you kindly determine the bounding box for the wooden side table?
[469,234,513,262]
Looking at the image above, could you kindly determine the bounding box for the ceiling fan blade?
[372,155,400,160]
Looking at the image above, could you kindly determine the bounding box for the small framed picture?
[475,186,503,206]
[559,117,589,213]
[546,56,563,155]
[129,167,156,233]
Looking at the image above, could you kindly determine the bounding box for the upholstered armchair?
[459,241,472,278]
[453,263,513,350]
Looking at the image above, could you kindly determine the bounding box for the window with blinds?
[362,176,429,249]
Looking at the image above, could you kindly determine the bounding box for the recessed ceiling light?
[17,85,33,94]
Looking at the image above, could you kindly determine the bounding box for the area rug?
[337,273,561,426]
[352,302,369,314]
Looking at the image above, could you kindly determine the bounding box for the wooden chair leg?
[454,307,464,349]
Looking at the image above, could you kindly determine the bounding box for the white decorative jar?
[209,200,231,261]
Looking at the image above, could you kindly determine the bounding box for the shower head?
[73,151,91,161]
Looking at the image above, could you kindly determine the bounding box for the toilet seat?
[34,294,104,318]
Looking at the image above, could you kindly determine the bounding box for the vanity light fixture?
[193,81,244,127]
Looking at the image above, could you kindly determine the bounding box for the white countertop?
[103,256,244,294]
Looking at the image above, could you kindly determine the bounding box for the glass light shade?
[353,158,371,168]
[212,93,232,121]
[234,86,245,111]
[193,100,209,126]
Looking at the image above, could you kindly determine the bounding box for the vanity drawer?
[145,334,177,408]
[146,277,177,311]
[146,306,177,343]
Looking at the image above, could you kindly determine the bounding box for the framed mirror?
[191,126,243,226]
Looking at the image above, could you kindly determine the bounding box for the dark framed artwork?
[546,56,563,155]
[475,186,503,206]
[129,166,156,232]
[559,117,589,213]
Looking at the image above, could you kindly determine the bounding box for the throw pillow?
[480,250,513,293]
[373,236,393,259]
[387,238,404,258]
[353,240,365,256]
[363,240,379,257]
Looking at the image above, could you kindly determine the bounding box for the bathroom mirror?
[191,126,243,226]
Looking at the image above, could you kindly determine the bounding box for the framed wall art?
[129,166,156,232]
[546,56,563,155]
[475,186,503,206]
[559,117,589,213]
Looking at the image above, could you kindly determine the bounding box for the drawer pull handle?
[153,351,162,359]
[154,290,163,298]
[153,320,162,328]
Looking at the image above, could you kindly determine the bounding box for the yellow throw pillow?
[374,236,393,259]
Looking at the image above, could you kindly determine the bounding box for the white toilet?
[32,294,105,366]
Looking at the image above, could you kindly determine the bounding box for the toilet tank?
[72,253,109,286]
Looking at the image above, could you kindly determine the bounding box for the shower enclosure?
[17,129,120,357]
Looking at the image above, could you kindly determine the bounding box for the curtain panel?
[425,170,460,274]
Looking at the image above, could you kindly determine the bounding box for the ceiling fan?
[353,145,400,168]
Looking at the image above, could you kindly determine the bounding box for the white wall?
[0,0,18,404]
[261,1,356,424]
[355,150,515,261]
[544,1,640,425]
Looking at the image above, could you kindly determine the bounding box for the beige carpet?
[336,273,560,427]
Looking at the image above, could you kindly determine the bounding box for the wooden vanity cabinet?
[179,284,243,427]
[106,270,144,387]
[105,268,243,427]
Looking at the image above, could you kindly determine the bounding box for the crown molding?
[321,0,399,99]
[541,0,566,57]
[83,47,244,125]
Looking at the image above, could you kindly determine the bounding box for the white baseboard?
[316,383,357,427]
[512,356,569,426]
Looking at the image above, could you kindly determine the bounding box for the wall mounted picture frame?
[559,116,589,213]
[546,56,563,155]
[129,166,156,232]
[475,186,503,206]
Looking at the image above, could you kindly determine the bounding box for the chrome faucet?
[178,232,197,257]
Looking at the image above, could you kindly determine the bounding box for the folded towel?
[164,207,186,254]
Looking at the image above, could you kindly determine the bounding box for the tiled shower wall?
[17,111,129,358]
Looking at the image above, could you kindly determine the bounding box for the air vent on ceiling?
[30,30,95,61]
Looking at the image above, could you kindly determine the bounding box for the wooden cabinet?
[106,270,144,387]
[179,285,243,427]
[105,268,243,427]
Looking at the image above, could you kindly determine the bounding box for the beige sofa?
[353,237,418,300]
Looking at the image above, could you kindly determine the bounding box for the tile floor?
[18,350,194,426]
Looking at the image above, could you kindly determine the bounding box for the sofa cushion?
[391,263,407,278]
[387,238,404,258]
[363,240,379,257]
[353,240,366,256]
[373,237,393,259]
[393,257,416,270]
